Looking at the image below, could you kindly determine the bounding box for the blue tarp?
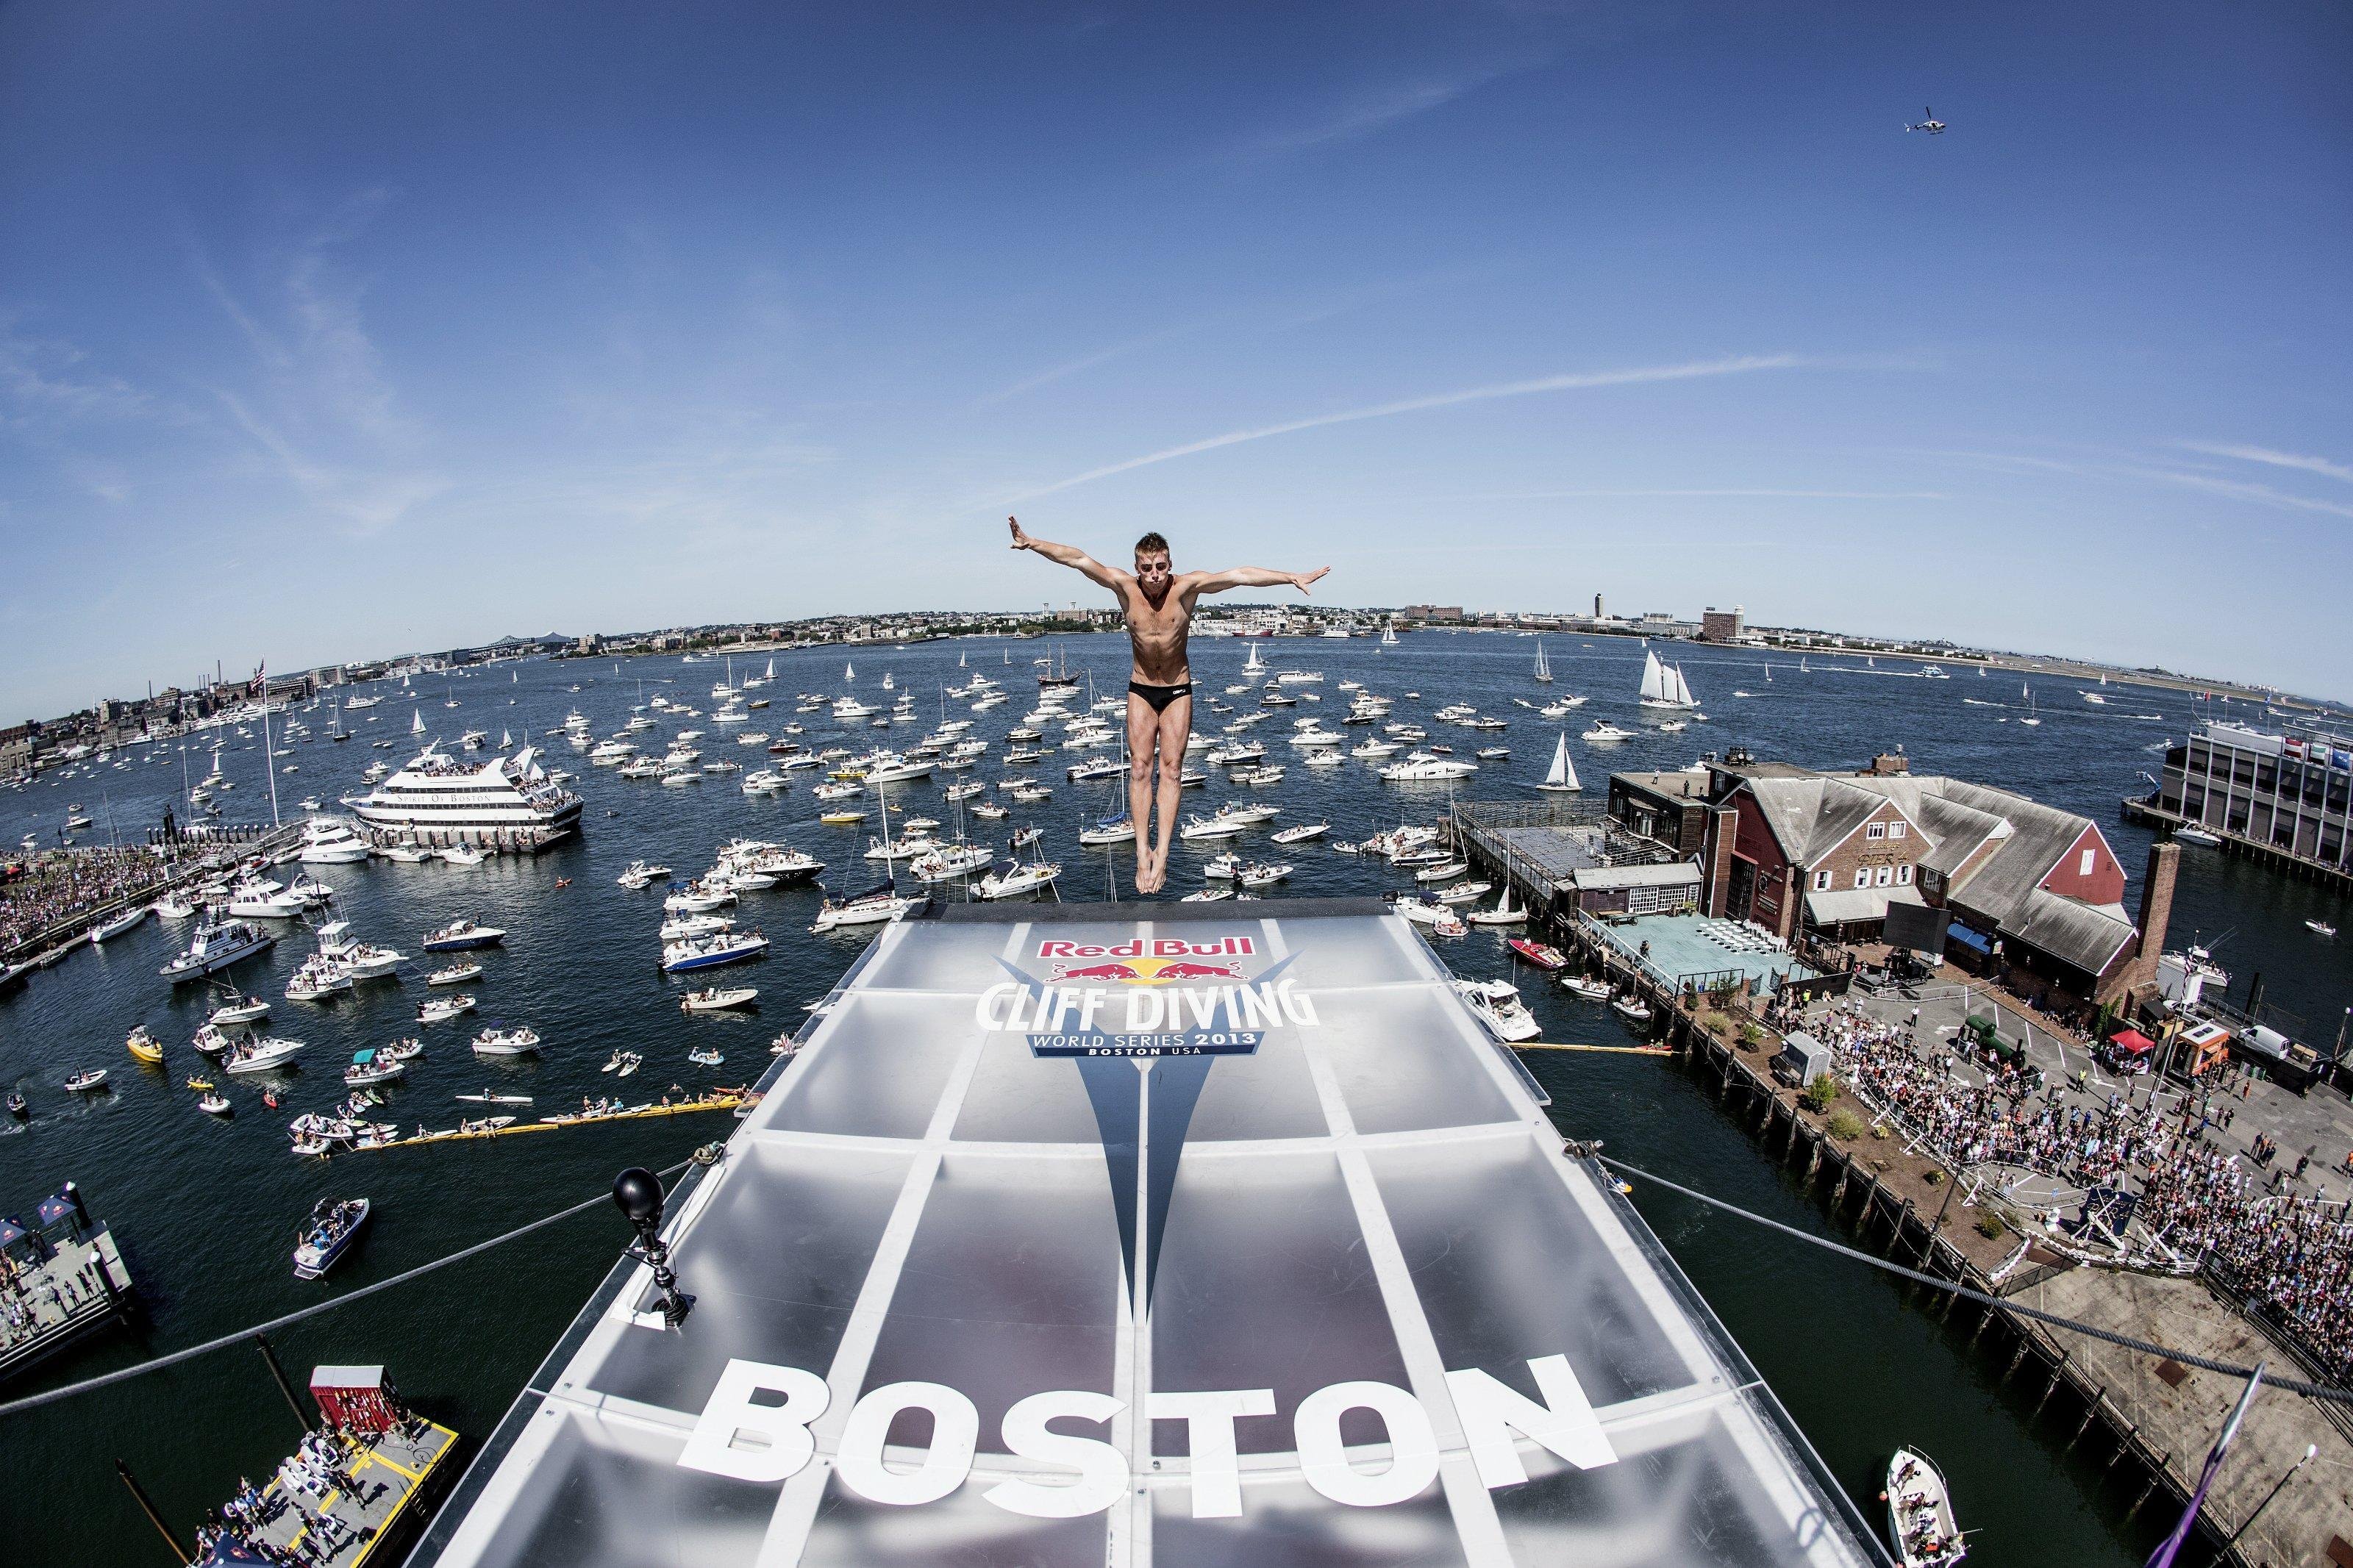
[1948,922,1993,954]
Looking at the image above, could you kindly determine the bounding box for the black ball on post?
[613,1167,665,1232]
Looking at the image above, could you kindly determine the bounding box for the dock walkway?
[234,1419,460,1567]
[0,1222,134,1384]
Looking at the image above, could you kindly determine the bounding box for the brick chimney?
[2132,841,2179,991]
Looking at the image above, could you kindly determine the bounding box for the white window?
[1813,869,1832,891]
[1853,867,1869,889]
[1896,864,1913,885]
[1866,823,1886,841]
[1888,822,1907,840]
[2079,848,2095,877]
[1875,865,1893,887]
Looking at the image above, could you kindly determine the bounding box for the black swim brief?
[1128,680,1193,714]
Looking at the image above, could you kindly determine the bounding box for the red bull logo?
[1042,936,1254,987]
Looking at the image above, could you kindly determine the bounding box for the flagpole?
[2145,1362,2264,1568]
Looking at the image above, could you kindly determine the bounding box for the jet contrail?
[1016,353,1807,499]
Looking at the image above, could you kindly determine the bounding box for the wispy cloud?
[1477,487,1948,501]
[1917,447,2353,521]
[2181,442,2353,487]
[1248,60,1537,157]
[1013,354,1810,500]
[974,323,1198,407]
[0,323,152,425]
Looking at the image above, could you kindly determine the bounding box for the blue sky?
[2,0,2348,717]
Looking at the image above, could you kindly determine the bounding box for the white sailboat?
[1637,647,1699,710]
[1243,643,1266,675]
[500,728,513,748]
[1535,732,1582,792]
[1380,626,1399,648]
[1532,640,1553,683]
[411,708,426,737]
[845,661,855,682]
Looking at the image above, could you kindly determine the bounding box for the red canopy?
[2108,1028,2157,1056]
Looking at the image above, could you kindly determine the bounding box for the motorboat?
[1237,861,1293,889]
[910,840,994,882]
[976,860,1061,899]
[1508,939,1565,970]
[291,1198,371,1281]
[1454,979,1541,1043]
[422,918,506,952]
[663,880,738,913]
[298,817,371,864]
[126,1026,165,1065]
[662,930,772,971]
[1413,859,1471,882]
[1181,888,1235,902]
[154,893,199,919]
[223,1036,307,1074]
[682,986,759,1012]
[1270,820,1329,845]
[65,1069,110,1093]
[285,956,354,1002]
[377,842,434,863]
[439,845,486,865]
[198,1093,232,1115]
[1179,814,1246,842]
[427,960,484,986]
[1613,995,1654,1024]
[1561,974,1613,1001]
[88,904,151,945]
[6,1089,27,1117]
[418,993,478,1024]
[1884,1448,1966,1567]
[209,992,271,1026]
[1432,880,1494,906]
[2173,824,2221,847]
[1581,720,1635,743]
[1378,751,1478,781]
[345,1049,406,1086]
[191,1024,234,1056]
[471,1025,541,1056]
[661,912,735,942]
[2308,920,2338,938]
[161,917,276,984]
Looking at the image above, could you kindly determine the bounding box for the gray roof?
[1576,862,1703,890]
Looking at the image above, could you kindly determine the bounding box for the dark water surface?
[2,634,2342,1565]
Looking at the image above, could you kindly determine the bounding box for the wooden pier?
[237,1414,460,1567]
[2121,792,2353,893]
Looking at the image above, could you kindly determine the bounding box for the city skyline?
[4,1,2349,718]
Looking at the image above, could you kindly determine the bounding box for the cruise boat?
[298,816,371,864]
[161,917,276,984]
[342,744,583,853]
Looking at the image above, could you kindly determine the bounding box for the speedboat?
[1181,888,1235,902]
[345,1049,405,1086]
[210,992,271,1025]
[2309,920,2338,938]
[1270,821,1329,845]
[2173,824,2221,847]
[661,930,772,971]
[418,992,477,1029]
[1432,880,1494,906]
[7,1089,28,1117]
[1612,995,1654,1024]
[1561,974,1613,1000]
[1581,720,1635,743]
[1884,1448,1966,1567]
[222,1036,306,1074]
[976,860,1061,900]
[291,1198,371,1281]
[1508,939,1565,970]
[126,1027,165,1065]
[422,917,505,952]
[285,956,354,1002]
[65,1069,110,1093]
[427,960,483,986]
[1454,979,1542,1043]
[438,845,486,866]
[1237,861,1293,889]
[471,1025,541,1056]
[681,986,759,1012]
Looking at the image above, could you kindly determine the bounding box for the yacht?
[161,917,276,984]
[910,841,994,882]
[1582,720,1636,743]
[296,815,372,864]
[1377,751,1478,781]
[1454,979,1541,1042]
[975,859,1061,899]
[421,917,506,952]
[1637,646,1700,710]
[221,1035,306,1074]
[809,886,919,931]
[342,744,582,853]
[662,930,771,971]
[471,1025,542,1056]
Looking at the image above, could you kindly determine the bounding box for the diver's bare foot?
[1134,854,1152,894]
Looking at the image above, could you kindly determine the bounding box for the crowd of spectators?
[1,845,176,954]
[1796,1000,2353,1383]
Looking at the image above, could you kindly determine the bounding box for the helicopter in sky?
[1906,107,1947,135]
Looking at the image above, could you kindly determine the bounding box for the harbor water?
[2,633,2345,1566]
